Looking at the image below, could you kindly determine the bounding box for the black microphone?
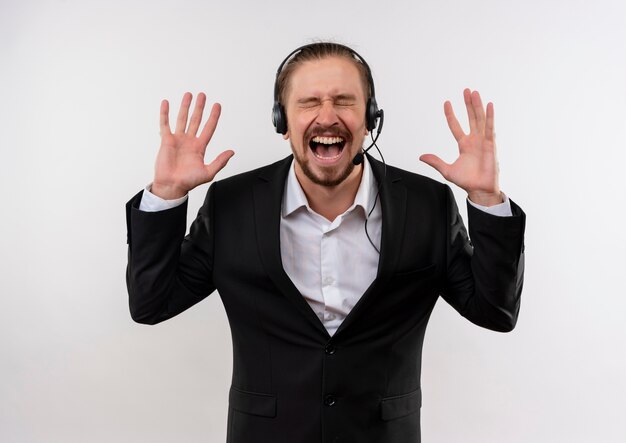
[353,109,384,165]
[352,152,365,165]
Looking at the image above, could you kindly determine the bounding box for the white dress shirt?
[139,158,512,336]
[279,158,382,335]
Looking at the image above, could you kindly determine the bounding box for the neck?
[295,163,363,222]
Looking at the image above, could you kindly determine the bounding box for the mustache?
[305,126,352,141]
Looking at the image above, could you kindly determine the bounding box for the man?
[126,43,525,443]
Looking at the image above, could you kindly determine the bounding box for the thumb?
[419,154,450,179]
[205,150,235,182]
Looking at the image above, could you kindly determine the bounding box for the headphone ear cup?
[272,102,287,134]
[366,97,379,131]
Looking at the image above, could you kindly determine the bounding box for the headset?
[271,43,384,157]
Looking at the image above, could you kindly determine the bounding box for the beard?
[291,125,364,187]
[291,142,357,187]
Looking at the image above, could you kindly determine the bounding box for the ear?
[283,130,290,140]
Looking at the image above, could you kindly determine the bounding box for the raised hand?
[152,92,234,200]
[420,89,502,206]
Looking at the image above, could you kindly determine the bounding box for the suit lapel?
[372,157,407,281]
[253,156,330,338]
[334,156,407,337]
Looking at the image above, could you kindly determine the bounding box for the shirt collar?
[282,155,378,219]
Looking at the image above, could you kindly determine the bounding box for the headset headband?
[273,43,376,105]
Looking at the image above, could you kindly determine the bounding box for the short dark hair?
[276,42,372,106]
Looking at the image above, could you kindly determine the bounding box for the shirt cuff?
[467,193,513,217]
[138,183,188,212]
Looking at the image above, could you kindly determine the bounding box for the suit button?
[324,395,336,406]
[325,344,336,355]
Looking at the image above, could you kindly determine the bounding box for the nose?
[315,99,339,127]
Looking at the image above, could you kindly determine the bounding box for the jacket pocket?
[229,386,277,418]
[380,388,422,421]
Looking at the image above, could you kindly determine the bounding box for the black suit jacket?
[126,155,525,443]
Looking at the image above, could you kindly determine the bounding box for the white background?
[1,0,625,441]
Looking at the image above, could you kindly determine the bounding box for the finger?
[444,101,465,142]
[187,92,207,136]
[463,88,478,133]
[160,99,171,136]
[485,102,495,142]
[204,150,235,182]
[471,90,486,134]
[419,154,451,179]
[175,92,193,134]
[198,103,222,146]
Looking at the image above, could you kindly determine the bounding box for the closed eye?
[334,94,356,107]
[296,98,321,108]
[335,100,355,107]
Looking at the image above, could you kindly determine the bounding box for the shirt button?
[324,394,336,406]
[323,276,334,286]
[325,344,336,355]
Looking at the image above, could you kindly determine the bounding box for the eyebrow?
[296,97,321,105]
[334,94,357,102]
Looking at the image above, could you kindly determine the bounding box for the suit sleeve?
[125,183,218,325]
[441,185,526,332]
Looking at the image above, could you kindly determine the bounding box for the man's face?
[283,56,368,187]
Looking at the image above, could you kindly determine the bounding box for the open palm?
[420,89,502,206]
[152,92,234,200]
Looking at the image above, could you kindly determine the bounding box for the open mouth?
[308,136,346,160]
